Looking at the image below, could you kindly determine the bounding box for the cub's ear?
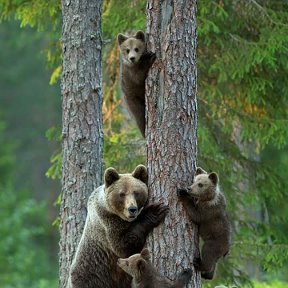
[140,248,151,261]
[195,167,207,176]
[136,259,146,274]
[132,165,148,185]
[208,172,218,186]
[104,167,120,187]
[135,30,145,42]
[117,33,128,45]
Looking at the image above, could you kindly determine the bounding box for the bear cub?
[68,165,169,288]
[177,167,231,280]
[118,248,192,288]
[118,30,156,137]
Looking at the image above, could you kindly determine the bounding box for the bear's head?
[187,167,219,202]
[117,248,150,278]
[104,164,148,222]
[117,31,146,66]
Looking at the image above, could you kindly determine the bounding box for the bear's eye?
[134,48,139,52]
[119,192,125,198]
[134,191,139,196]
[198,183,203,188]
[126,49,130,54]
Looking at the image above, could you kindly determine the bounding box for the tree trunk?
[146,1,200,287]
[59,1,103,287]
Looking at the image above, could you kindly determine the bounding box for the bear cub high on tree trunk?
[177,167,231,280]
[118,30,156,137]
[118,248,192,288]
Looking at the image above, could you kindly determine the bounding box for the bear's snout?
[128,206,138,217]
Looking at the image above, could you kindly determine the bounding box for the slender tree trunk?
[59,1,103,287]
[146,1,200,287]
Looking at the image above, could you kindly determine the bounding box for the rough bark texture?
[59,0,103,287]
[146,1,200,287]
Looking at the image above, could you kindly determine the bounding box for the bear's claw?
[141,51,156,65]
[143,203,169,226]
[177,188,189,197]
[193,257,201,269]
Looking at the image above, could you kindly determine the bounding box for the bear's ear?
[104,167,120,187]
[208,172,218,186]
[135,30,145,42]
[140,248,151,261]
[136,259,146,274]
[117,33,128,45]
[195,167,207,176]
[132,165,148,184]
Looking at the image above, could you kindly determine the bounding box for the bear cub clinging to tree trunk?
[118,30,156,137]
[117,248,192,288]
[177,167,231,280]
[67,165,169,288]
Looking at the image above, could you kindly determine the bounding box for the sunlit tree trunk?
[59,0,103,287]
[146,0,200,287]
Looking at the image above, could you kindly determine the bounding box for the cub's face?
[104,165,148,222]
[117,248,150,277]
[188,168,218,201]
[118,31,146,66]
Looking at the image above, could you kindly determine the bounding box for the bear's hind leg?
[194,241,218,278]
[173,268,193,288]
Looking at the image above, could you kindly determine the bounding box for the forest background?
[0,0,287,287]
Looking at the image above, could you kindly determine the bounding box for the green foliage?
[0,121,57,288]
[253,280,288,288]
[0,119,15,183]
[103,0,146,39]
[0,187,57,288]
[198,0,288,150]
[0,0,62,84]
[104,127,145,171]
[0,0,61,31]
[197,0,288,286]
[45,126,62,180]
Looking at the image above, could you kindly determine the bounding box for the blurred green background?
[0,0,287,287]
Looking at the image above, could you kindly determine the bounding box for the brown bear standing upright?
[118,30,156,137]
[117,248,192,288]
[67,165,169,288]
[177,167,231,280]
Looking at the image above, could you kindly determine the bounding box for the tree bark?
[146,1,200,287]
[59,1,103,287]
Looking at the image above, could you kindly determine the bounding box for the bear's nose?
[128,206,138,216]
[130,57,135,62]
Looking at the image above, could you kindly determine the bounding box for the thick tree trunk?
[146,1,200,287]
[59,1,103,287]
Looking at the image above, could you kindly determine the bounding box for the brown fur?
[117,249,192,288]
[68,165,169,288]
[118,31,156,137]
[177,167,231,280]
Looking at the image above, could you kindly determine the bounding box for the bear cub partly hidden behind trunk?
[118,248,192,288]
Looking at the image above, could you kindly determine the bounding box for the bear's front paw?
[193,257,202,270]
[141,51,156,64]
[201,270,214,280]
[177,188,189,197]
[178,268,193,283]
[148,51,156,64]
[143,203,169,226]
